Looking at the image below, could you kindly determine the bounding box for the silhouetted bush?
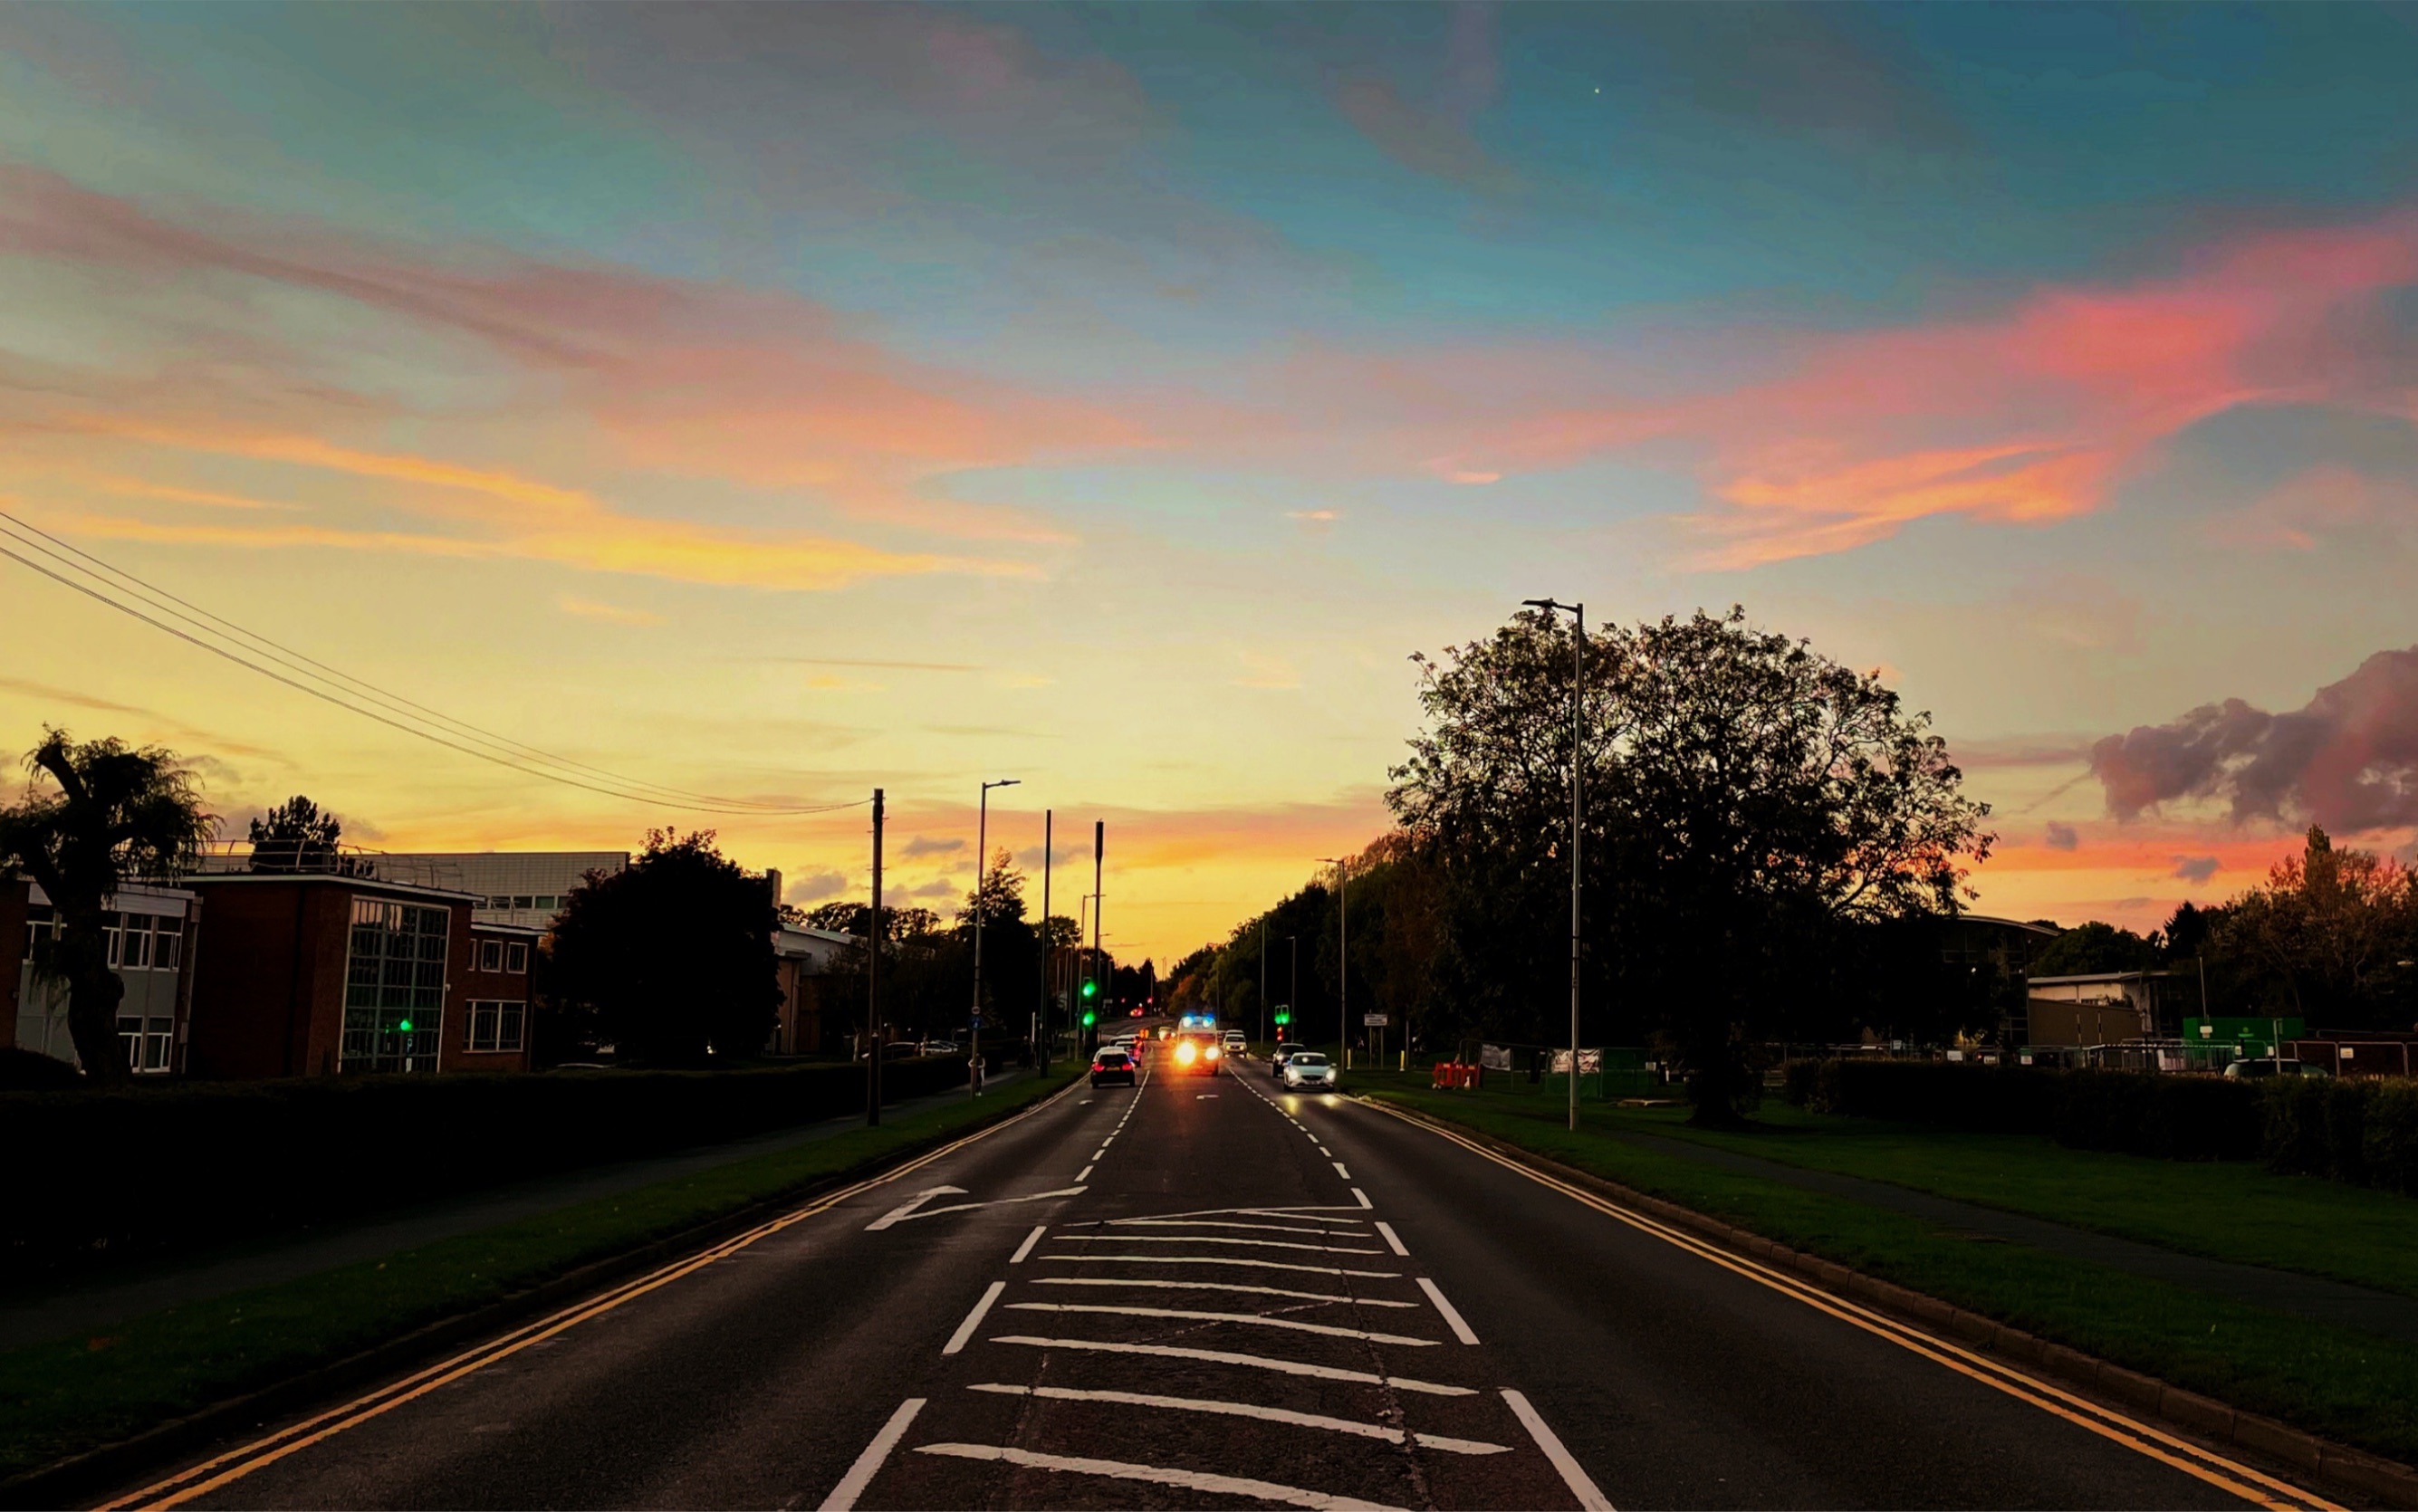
[0,1055,970,1280]
[1790,1059,2260,1163]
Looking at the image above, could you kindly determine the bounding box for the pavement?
[109,1044,2336,1510]
[0,1069,1029,1355]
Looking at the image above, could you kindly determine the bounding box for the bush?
[2365,1082,2418,1196]
[0,1055,971,1281]
[1797,1058,2258,1161]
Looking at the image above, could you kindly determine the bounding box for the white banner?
[1479,1045,1512,1070]
[1550,1048,1604,1075]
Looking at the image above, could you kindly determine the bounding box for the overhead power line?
[0,510,866,817]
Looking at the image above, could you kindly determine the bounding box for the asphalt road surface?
[114,1040,2335,1510]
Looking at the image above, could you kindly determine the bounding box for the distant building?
[3,878,200,1075]
[184,871,539,1077]
[371,851,628,929]
[772,924,858,1056]
[2026,971,2183,1048]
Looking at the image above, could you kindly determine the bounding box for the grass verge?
[0,1067,1078,1486]
[1363,1079,2418,1466]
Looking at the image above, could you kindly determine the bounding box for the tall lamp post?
[1317,856,1350,1063]
[1522,598,1585,1132]
[972,778,1020,1096]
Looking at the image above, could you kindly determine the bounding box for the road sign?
[1363,1013,1389,1027]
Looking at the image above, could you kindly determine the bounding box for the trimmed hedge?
[2265,1077,2418,1195]
[1,1056,972,1280]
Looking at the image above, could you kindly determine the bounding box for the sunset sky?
[5,4,2418,966]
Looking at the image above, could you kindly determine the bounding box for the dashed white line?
[1374,1221,1409,1257]
[986,1336,1476,1394]
[1332,1161,1353,1180]
[1010,1225,1047,1264]
[965,1383,1508,1455]
[1418,1278,1481,1345]
[1352,1188,1373,1209]
[1502,1389,1616,1510]
[817,1396,924,1510]
[942,1281,1005,1355]
[912,1444,1407,1511]
[1030,1277,1415,1307]
[1003,1302,1441,1345]
[1076,1164,1095,1182]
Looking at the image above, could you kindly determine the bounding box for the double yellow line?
[108,1080,1083,1510]
[1365,1101,2338,1512]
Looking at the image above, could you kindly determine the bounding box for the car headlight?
[1176,1041,1197,1065]
[1205,1046,1222,1060]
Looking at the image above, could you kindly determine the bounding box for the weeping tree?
[0,730,216,1082]
[1391,608,1992,1124]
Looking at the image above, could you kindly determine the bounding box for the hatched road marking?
[985,1335,1481,1394]
[964,1383,1511,1455]
[911,1443,1409,1511]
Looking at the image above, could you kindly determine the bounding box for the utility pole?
[1289,936,1298,1041]
[867,788,883,1128]
[1260,917,1269,1045]
[1040,809,1052,1074]
[1318,856,1349,1063]
[1092,821,1105,1037]
[1523,598,1586,1131]
[972,778,1019,1096]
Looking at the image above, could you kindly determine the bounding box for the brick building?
[3,877,200,1075]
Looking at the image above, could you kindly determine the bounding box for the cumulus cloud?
[784,868,849,904]
[2089,646,2418,830]
[900,834,966,858]
[2173,856,2221,884]
[2044,821,2079,851]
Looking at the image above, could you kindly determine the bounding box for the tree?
[2030,921,2159,977]
[801,901,937,942]
[246,794,357,874]
[0,730,214,1082]
[956,849,1037,1020]
[2217,826,2418,1026]
[1392,608,1993,1124]
[549,829,780,1064]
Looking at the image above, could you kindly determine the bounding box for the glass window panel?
[500,1001,525,1051]
[121,925,149,970]
[506,943,529,973]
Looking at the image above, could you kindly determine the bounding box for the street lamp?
[1318,856,1350,1063]
[1524,597,1585,1132]
[972,778,1020,1096]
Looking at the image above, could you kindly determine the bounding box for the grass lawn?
[0,1067,1079,1486]
[1362,1077,2418,1466]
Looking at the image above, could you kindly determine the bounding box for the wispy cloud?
[557,594,664,627]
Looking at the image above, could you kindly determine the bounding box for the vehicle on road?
[1089,1048,1137,1087]
[2223,1057,2329,1079]
[1223,1030,1248,1057]
[1269,1043,1298,1077]
[1281,1050,1337,1091]
[920,1038,960,1057]
[1166,1031,1224,1076]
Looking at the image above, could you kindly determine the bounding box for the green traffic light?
[1081,1010,1097,1027]
[397,1019,414,1034]
[1080,980,1098,998]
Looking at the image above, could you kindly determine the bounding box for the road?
[112,1034,2334,1511]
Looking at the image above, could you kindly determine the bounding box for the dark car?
[1090,1048,1137,1087]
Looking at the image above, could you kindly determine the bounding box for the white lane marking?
[1418,1278,1481,1345]
[913,1443,1406,1512]
[1109,1220,1362,1236]
[987,1336,1475,1395]
[1319,1146,1333,1156]
[1109,1203,1367,1221]
[1502,1389,1616,1511]
[1080,1099,1094,1105]
[1010,1225,1047,1264]
[864,1186,967,1231]
[1030,1277,1415,1307]
[817,1396,924,1510]
[887,1186,1088,1224]
[1092,1148,1108,1161]
[966,1383,1508,1455]
[1374,1221,1409,1257]
[942,1281,1006,1355]
[1004,1302,1440,1345]
[1198,1093,1219,1099]
[1352,1188,1373,1209]
[1054,1233,1383,1254]
[1332,1161,1353,1180]
[1076,1164,1095,1182]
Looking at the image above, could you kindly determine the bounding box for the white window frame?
[505,941,529,974]
[463,999,527,1053]
[478,938,503,972]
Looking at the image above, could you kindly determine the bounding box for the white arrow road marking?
[1042,1254,1400,1278]
[1030,1277,1415,1306]
[881,1186,1089,1227]
[987,1336,1477,1394]
[1004,1302,1442,1345]
[817,1397,924,1510]
[913,1444,1408,1511]
[864,1187,966,1231]
[1419,1278,1482,1345]
[966,1383,1509,1455]
[1502,1389,1617,1511]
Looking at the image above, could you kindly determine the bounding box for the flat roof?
[2029,971,2176,985]
[185,872,480,905]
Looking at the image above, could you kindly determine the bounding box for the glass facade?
[342,898,449,1072]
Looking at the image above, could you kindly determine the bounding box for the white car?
[1223,1030,1248,1057]
[1281,1052,1337,1092]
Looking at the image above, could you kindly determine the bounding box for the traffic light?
[1081,979,1098,1000]
[1081,1009,1097,1028]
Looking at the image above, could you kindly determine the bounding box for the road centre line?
[1003,1301,1440,1345]
[912,1443,1407,1512]
[943,1281,1006,1355]
[1010,1225,1047,1264]
[1364,1100,2336,1512]
[1333,1161,1353,1180]
[1502,1389,1616,1512]
[1418,1278,1482,1345]
[1076,1164,1094,1182]
[818,1397,926,1511]
[986,1336,1477,1395]
[1374,1221,1410,1257]
[1030,1277,1416,1306]
[1058,1233,1383,1254]
[965,1383,1508,1455]
[103,1076,1087,1512]
[1353,1188,1373,1209]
